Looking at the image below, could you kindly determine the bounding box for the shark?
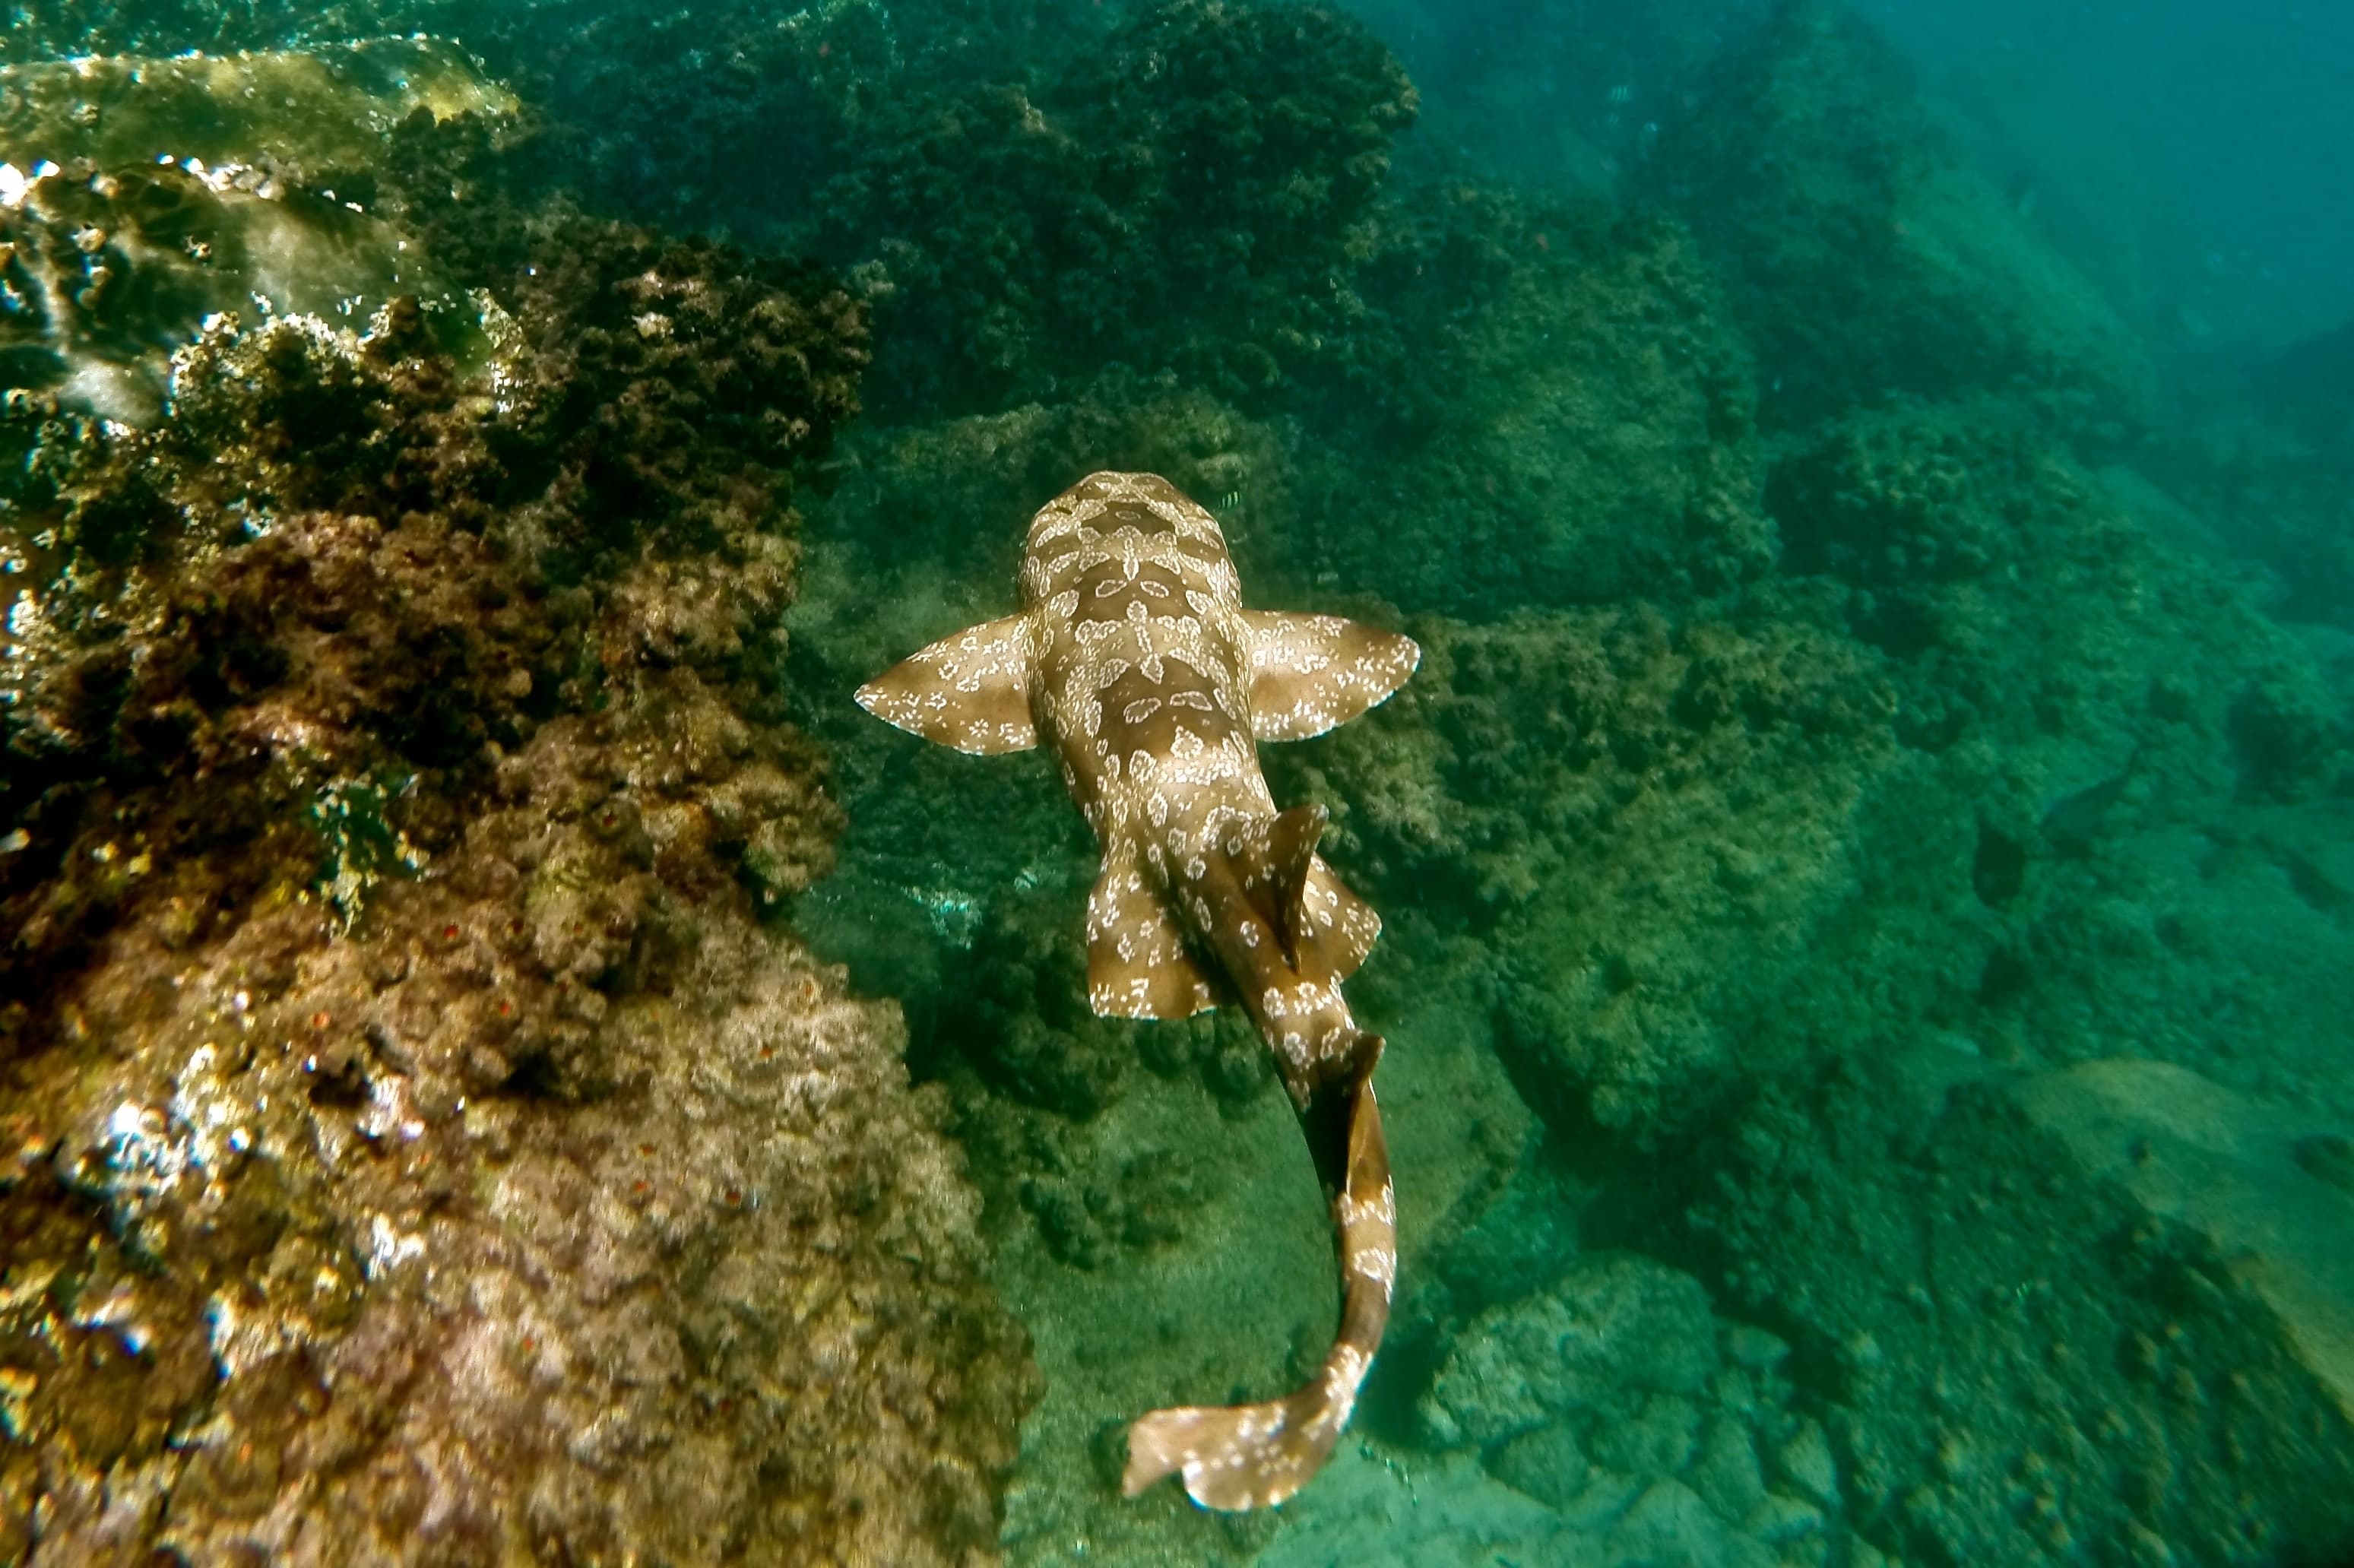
[855,470,1418,1510]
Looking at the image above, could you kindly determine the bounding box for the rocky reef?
[0,42,507,423]
[3,0,2351,1565]
[1647,0,2157,439]
[0,39,1033,1566]
[806,0,1420,417]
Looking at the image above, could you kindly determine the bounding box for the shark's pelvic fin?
[1302,859,1382,982]
[1123,1034,1395,1510]
[1241,610,1421,742]
[853,612,1039,755]
[1086,853,1219,1019]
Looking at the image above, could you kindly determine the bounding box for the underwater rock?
[1484,1421,1591,1510]
[2226,670,2346,801]
[1280,196,1772,617]
[0,41,507,418]
[1649,0,2156,437]
[1419,1253,1719,1452]
[1734,394,2354,1121]
[2,918,1026,1564]
[1772,1416,1839,1509]
[366,0,971,248]
[1608,1478,1777,1568]
[1689,1063,2354,1566]
[0,40,515,174]
[2015,1057,2354,1424]
[0,161,458,422]
[813,0,1417,415]
[1769,398,2033,589]
[0,147,1036,1556]
[1687,1413,1769,1525]
[1282,600,1898,1135]
[1411,1255,1814,1565]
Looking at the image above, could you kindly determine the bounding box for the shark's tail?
[1122,1034,1395,1510]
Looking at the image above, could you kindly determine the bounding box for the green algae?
[0,40,516,173]
[0,41,506,419]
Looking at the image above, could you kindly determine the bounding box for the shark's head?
[1025,469,1231,555]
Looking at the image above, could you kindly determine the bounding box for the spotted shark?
[855,470,1418,1509]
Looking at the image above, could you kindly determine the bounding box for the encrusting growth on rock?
[0,153,1034,1561]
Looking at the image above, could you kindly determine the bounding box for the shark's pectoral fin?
[854,612,1039,755]
[1086,858,1218,1020]
[1242,610,1420,742]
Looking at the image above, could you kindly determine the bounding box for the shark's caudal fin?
[1122,1034,1395,1510]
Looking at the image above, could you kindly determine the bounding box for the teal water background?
[2,2,2349,1565]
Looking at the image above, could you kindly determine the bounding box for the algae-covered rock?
[1276,597,1899,1132]
[1651,0,2155,436]
[813,0,1418,416]
[1279,197,1770,617]
[1,162,457,422]
[0,41,506,418]
[0,143,1034,1559]
[2,917,1019,1565]
[0,40,515,173]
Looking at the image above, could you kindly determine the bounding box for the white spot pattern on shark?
[855,470,1418,1511]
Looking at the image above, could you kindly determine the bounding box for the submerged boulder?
[0,40,504,418]
[2016,1058,2354,1426]
[1649,0,2155,437]
[0,40,1038,1557]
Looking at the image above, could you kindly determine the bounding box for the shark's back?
[1022,471,1269,862]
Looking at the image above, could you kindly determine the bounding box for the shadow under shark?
[857,470,1418,1509]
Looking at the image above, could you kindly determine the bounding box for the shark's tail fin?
[1122,1035,1394,1510]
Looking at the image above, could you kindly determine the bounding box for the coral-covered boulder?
[0,41,507,419]
[1649,0,2155,436]
[0,150,1033,1560]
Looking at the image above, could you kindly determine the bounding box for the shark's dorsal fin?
[854,613,1038,755]
[1241,610,1421,742]
[1266,803,1326,962]
[1086,854,1218,1020]
[1228,804,1327,968]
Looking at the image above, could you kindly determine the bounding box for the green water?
[2,2,2349,1564]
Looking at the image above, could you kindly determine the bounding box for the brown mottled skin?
[857,471,1418,1509]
